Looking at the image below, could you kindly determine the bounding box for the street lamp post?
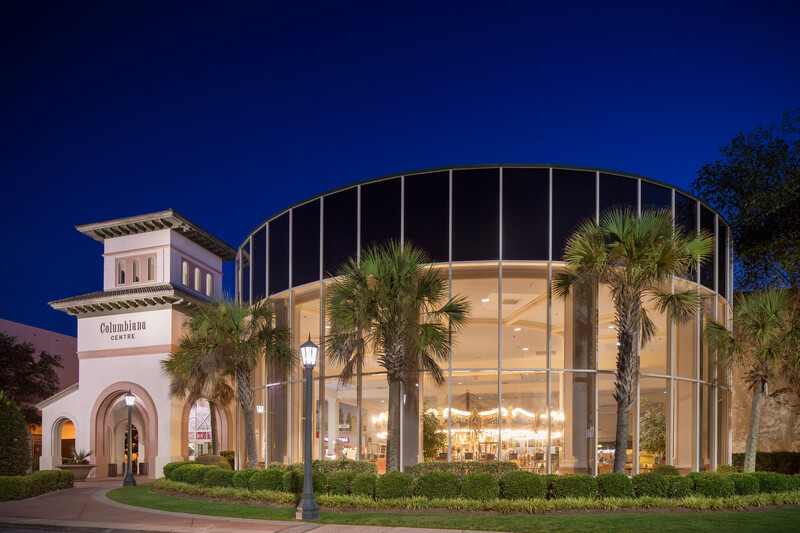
[123,390,137,487]
[296,335,319,520]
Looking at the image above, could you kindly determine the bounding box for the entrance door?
[123,425,139,474]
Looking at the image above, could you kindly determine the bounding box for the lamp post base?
[122,472,137,487]
[296,495,319,520]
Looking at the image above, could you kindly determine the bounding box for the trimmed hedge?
[267,462,287,471]
[408,461,518,479]
[232,469,258,489]
[791,475,800,492]
[220,450,235,469]
[163,461,195,480]
[416,471,461,499]
[171,464,197,483]
[651,465,680,476]
[281,469,326,494]
[716,464,738,473]
[249,469,284,491]
[753,471,791,493]
[461,472,500,500]
[312,459,377,476]
[550,474,597,499]
[0,470,74,502]
[596,473,634,499]
[732,452,800,474]
[693,472,734,498]
[664,475,692,499]
[376,471,414,500]
[327,471,355,495]
[632,473,668,498]
[350,473,377,498]
[202,468,235,488]
[499,471,546,500]
[729,473,760,495]
[196,455,232,469]
[185,464,216,485]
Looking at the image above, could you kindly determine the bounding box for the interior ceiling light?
[522,347,529,351]
[608,325,615,329]
[481,298,490,302]
[616,342,621,346]
[514,327,521,331]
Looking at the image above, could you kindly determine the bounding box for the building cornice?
[48,283,210,316]
[76,209,236,261]
[36,383,78,410]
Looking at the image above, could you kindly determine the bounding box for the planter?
[56,463,96,481]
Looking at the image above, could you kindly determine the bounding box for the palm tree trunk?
[613,302,638,474]
[744,377,764,473]
[387,379,401,472]
[209,401,219,455]
[236,366,258,469]
[613,401,630,473]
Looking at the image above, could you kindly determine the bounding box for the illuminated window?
[132,258,140,282]
[182,261,189,285]
[147,257,155,281]
[117,260,126,284]
[194,268,201,291]
[206,274,212,297]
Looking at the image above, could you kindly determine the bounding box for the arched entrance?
[91,382,158,478]
[181,399,232,459]
[50,416,77,467]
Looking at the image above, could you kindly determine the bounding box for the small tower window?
[132,258,140,283]
[117,261,126,285]
[194,268,201,291]
[147,257,155,281]
[182,261,189,285]
[206,274,213,297]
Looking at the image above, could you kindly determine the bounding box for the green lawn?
[107,484,800,533]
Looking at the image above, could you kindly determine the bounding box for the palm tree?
[326,241,469,472]
[706,290,800,472]
[554,208,713,474]
[162,335,234,455]
[173,297,294,468]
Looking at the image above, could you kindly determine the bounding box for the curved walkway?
[0,478,479,533]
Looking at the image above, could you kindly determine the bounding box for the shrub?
[196,455,231,468]
[163,461,195,480]
[596,473,634,499]
[550,474,597,499]
[791,474,800,492]
[202,468,235,488]
[282,469,326,494]
[408,461,518,479]
[171,464,196,483]
[286,462,305,472]
[0,471,75,502]
[686,471,702,491]
[416,471,461,499]
[753,471,790,493]
[0,392,31,476]
[327,471,355,495]
[376,471,414,500]
[313,459,377,476]
[185,464,215,485]
[220,450,235,469]
[732,452,800,474]
[542,474,558,498]
[693,473,735,498]
[729,473,760,495]
[664,475,692,499]
[716,464,739,473]
[632,473,668,498]
[461,472,500,500]
[232,469,258,489]
[499,471,546,500]
[249,469,285,492]
[267,462,287,471]
[351,473,376,498]
[651,465,680,476]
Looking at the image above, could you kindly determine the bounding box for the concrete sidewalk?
[0,478,483,533]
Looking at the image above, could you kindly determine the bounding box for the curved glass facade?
[237,165,732,474]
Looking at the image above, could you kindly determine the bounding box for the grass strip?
[107,484,800,533]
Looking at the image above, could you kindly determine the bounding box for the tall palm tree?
[326,241,469,472]
[174,297,294,468]
[706,290,800,472]
[554,208,713,473]
[162,335,234,455]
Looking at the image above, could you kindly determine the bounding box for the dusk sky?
[1,1,798,337]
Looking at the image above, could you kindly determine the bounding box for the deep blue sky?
[1,1,798,337]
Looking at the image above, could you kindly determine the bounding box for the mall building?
[39,165,732,478]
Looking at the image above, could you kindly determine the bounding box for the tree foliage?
[0,391,31,476]
[638,398,666,455]
[0,332,63,426]
[422,410,447,461]
[692,109,800,296]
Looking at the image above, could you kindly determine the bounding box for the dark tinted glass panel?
[241,241,250,305]
[700,207,715,289]
[675,194,697,235]
[292,200,321,286]
[252,226,266,302]
[404,171,449,262]
[718,223,728,298]
[323,187,357,276]
[453,168,499,261]
[641,181,672,212]
[361,178,401,250]
[502,167,549,260]
[268,212,290,294]
[552,169,596,260]
[599,173,637,217]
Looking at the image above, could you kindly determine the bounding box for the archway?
[91,382,158,478]
[181,399,232,459]
[50,416,77,468]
